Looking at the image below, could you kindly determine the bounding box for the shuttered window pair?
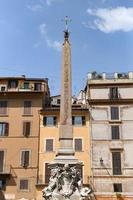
[72,116,86,126]
[21,150,30,168]
[0,101,7,115]
[23,122,31,137]
[24,101,32,115]
[0,122,9,136]
[43,116,57,126]
[110,87,118,99]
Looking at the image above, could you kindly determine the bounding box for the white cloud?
[27,4,43,12]
[86,7,133,33]
[46,0,63,6]
[39,23,62,51]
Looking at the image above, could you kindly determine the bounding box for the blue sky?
[0,0,133,95]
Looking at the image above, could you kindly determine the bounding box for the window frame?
[110,106,120,121]
[112,151,122,175]
[0,122,9,136]
[23,101,32,115]
[43,116,57,127]
[23,121,31,137]
[109,87,119,99]
[72,116,86,126]
[0,101,8,116]
[19,178,29,192]
[111,125,120,140]
[45,138,54,152]
[20,149,31,168]
[74,138,83,152]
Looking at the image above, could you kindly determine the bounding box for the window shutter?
[20,179,28,190]
[21,151,25,167]
[82,116,86,125]
[43,117,46,126]
[111,107,119,120]
[24,151,29,167]
[0,151,4,172]
[23,122,31,137]
[72,116,74,125]
[53,117,57,126]
[5,123,9,136]
[75,139,82,151]
[45,163,51,184]
[112,152,121,175]
[111,126,119,140]
[46,139,53,152]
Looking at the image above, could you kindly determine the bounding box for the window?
[110,87,118,99]
[75,138,82,152]
[0,123,9,136]
[45,163,51,184]
[46,139,53,152]
[20,179,29,191]
[0,179,6,190]
[0,151,4,173]
[111,107,119,120]
[8,80,18,89]
[24,82,29,89]
[43,116,57,126]
[57,99,60,104]
[72,116,86,126]
[113,183,122,192]
[34,83,42,91]
[21,150,30,168]
[0,101,7,115]
[23,122,31,137]
[111,126,120,140]
[112,152,122,175]
[24,101,32,115]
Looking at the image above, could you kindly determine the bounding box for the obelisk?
[42,17,93,200]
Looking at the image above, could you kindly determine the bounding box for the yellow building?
[36,104,91,200]
[0,76,49,200]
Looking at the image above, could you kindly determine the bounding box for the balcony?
[0,165,11,178]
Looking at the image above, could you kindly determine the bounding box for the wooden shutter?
[24,101,31,115]
[82,116,86,125]
[0,151,4,172]
[53,117,57,126]
[43,117,46,126]
[21,151,29,167]
[72,116,74,125]
[0,101,7,115]
[23,122,30,137]
[45,163,51,184]
[112,152,121,175]
[5,123,9,136]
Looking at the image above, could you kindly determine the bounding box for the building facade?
[36,104,91,200]
[0,76,49,200]
[86,72,133,200]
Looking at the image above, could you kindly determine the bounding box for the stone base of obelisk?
[42,155,93,200]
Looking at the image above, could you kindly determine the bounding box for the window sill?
[22,114,33,117]
[0,114,8,117]
[109,120,122,124]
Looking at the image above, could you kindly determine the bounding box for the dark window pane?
[24,101,32,115]
[75,139,82,151]
[8,80,18,88]
[20,179,28,190]
[112,152,122,175]
[0,123,9,136]
[114,183,122,192]
[110,87,118,99]
[57,99,60,104]
[34,83,42,91]
[24,82,29,89]
[45,163,51,184]
[111,107,119,120]
[46,139,53,152]
[111,126,120,140]
[0,101,7,115]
